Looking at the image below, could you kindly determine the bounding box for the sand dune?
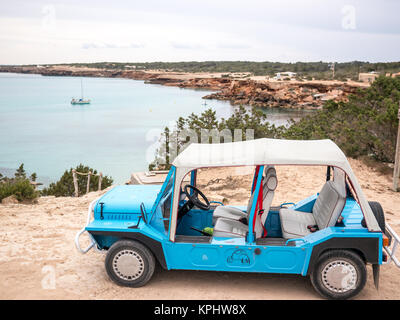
[1,158,399,300]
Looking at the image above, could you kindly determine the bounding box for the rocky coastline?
[0,65,368,109]
[202,79,364,109]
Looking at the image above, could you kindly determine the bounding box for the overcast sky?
[0,0,399,64]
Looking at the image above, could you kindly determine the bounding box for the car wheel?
[105,239,155,287]
[310,250,366,300]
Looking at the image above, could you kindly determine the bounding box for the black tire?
[105,239,155,287]
[368,201,385,232]
[368,201,391,245]
[310,250,366,300]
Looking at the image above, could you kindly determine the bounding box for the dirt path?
[1,158,399,300]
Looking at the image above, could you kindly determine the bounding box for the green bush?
[0,164,39,202]
[283,76,400,162]
[42,164,113,197]
[0,179,38,202]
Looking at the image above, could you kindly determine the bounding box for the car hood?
[93,184,162,215]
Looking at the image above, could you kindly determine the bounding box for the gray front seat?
[212,191,255,222]
[213,167,278,238]
[279,168,346,239]
[213,166,276,222]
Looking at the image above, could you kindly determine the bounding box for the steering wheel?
[184,185,210,210]
[178,184,211,218]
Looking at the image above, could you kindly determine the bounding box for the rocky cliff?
[203,79,363,109]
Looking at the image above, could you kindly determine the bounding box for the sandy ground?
[1,158,399,300]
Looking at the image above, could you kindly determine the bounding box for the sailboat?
[71,79,91,105]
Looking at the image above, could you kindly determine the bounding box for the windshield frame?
[148,166,175,224]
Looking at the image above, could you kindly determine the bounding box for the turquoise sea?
[0,72,306,185]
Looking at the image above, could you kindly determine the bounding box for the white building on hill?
[274,71,297,80]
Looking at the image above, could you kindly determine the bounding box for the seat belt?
[252,177,267,238]
[258,209,268,237]
[307,225,319,232]
[251,166,260,193]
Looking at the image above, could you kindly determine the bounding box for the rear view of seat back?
[254,166,278,238]
[245,166,271,217]
[262,166,277,211]
[312,168,346,229]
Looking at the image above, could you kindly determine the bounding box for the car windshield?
[150,170,174,235]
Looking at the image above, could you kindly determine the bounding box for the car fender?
[89,230,168,269]
[305,236,380,275]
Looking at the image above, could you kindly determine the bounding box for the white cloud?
[0,1,399,64]
[82,42,144,49]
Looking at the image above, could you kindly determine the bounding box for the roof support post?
[393,103,400,192]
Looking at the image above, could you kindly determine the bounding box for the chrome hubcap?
[112,249,144,281]
[321,260,357,293]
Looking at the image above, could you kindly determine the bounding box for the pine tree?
[15,163,26,180]
[30,173,37,182]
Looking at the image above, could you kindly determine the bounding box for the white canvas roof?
[172,138,348,168]
[168,139,381,240]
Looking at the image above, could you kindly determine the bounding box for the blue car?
[75,138,400,299]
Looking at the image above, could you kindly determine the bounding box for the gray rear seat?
[279,171,346,239]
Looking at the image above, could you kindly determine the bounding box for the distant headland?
[1,61,399,109]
